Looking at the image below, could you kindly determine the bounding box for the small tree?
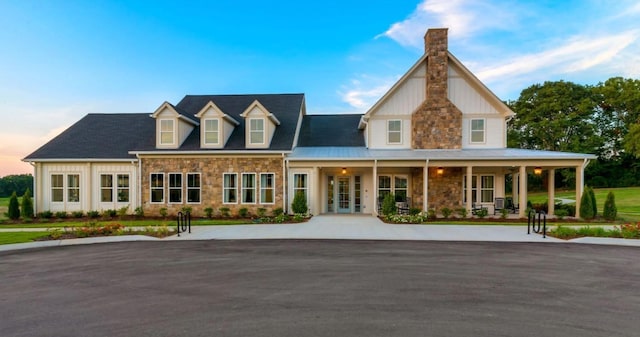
[588,187,597,217]
[603,191,617,221]
[579,188,595,220]
[7,191,20,220]
[381,193,396,216]
[292,191,308,214]
[21,188,34,219]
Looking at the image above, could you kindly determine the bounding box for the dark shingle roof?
[24,113,154,160]
[172,94,304,151]
[297,114,365,147]
[24,94,306,160]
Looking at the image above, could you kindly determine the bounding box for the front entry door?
[338,176,350,213]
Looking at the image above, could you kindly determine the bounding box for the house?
[23,28,596,218]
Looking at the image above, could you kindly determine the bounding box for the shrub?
[272,207,284,216]
[440,207,452,219]
[292,191,308,214]
[55,211,68,219]
[257,208,267,217]
[293,213,305,222]
[72,211,84,218]
[103,209,117,218]
[274,213,289,223]
[426,208,437,220]
[219,207,230,217]
[87,210,100,218]
[117,206,129,217]
[579,188,595,220]
[456,207,468,218]
[555,203,575,217]
[21,189,34,219]
[500,208,509,219]
[134,207,144,217]
[588,187,597,217]
[238,207,249,218]
[603,191,617,221]
[475,208,488,219]
[159,207,168,218]
[619,222,640,239]
[409,207,422,216]
[7,191,20,220]
[204,207,214,219]
[38,210,53,219]
[181,206,193,215]
[381,193,396,216]
[555,209,568,220]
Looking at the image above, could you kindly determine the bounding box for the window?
[223,173,238,204]
[387,120,402,144]
[204,119,219,145]
[378,175,391,200]
[100,174,113,202]
[293,173,307,200]
[187,173,201,203]
[249,119,264,144]
[241,173,256,204]
[463,175,494,204]
[394,176,408,202]
[150,173,164,203]
[169,173,182,203]
[471,119,485,143]
[260,173,275,204]
[51,174,64,202]
[117,174,130,202]
[160,119,174,145]
[67,174,80,202]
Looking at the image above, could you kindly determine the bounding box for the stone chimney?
[411,28,462,149]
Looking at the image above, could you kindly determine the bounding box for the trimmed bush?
[238,207,249,218]
[579,188,595,220]
[72,211,84,218]
[440,207,452,219]
[159,208,168,218]
[21,189,34,219]
[204,207,214,219]
[292,191,308,214]
[7,191,20,220]
[55,211,68,219]
[603,191,617,221]
[87,210,100,218]
[381,193,396,216]
[456,207,468,218]
[588,187,597,217]
[272,207,284,216]
[409,207,421,216]
[134,207,144,217]
[38,210,53,219]
[219,207,230,217]
[257,208,267,217]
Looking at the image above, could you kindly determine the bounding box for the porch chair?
[471,203,486,215]
[397,197,411,215]
[493,197,505,215]
[505,197,518,214]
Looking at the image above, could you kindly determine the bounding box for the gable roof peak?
[240,99,281,125]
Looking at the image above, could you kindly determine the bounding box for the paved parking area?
[1,240,639,337]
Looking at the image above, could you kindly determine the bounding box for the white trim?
[167,172,183,204]
[202,118,220,146]
[259,172,276,205]
[129,150,291,155]
[186,172,202,204]
[248,118,266,145]
[222,173,238,204]
[159,119,176,146]
[241,172,257,204]
[149,172,165,204]
[462,174,495,204]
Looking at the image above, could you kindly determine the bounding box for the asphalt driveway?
[1,240,639,337]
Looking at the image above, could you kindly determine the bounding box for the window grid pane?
[260,173,275,204]
[67,174,80,202]
[51,174,63,202]
[117,174,129,202]
[223,173,237,203]
[101,174,113,202]
[187,173,201,203]
[242,173,256,203]
[160,120,174,144]
[204,119,219,144]
[169,173,182,203]
[250,119,264,144]
[151,173,164,203]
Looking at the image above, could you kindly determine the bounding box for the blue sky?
[2,0,640,175]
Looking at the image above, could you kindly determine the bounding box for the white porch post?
[547,169,555,216]
[466,166,473,217]
[518,165,527,218]
[373,160,378,216]
[314,166,321,215]
[512,173,518,205]
[423,160,429,211]
[575,164,584,218]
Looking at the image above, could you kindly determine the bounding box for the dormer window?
[203,119,219,145]
[249,118,265,144]
[160,119,175,145]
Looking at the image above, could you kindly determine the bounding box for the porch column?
[373,160,378,216]
[314,166,321,215]
[575,165,584,218]
[547,169,555,216]
[518,165,527,218]
[423,162,429,211]
[466,166,473,217]
[512,173,518,205]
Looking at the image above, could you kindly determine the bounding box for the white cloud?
[339,75,397,111]
[379,0,513,48]
[474,30,639,84]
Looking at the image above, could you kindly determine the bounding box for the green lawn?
[528,187,640,222]
[0,231,50,245]
[0,218,251,229]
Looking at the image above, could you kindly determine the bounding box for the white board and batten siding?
[38,162,138,213]
[448,63,506,149]
[367,63,426,149]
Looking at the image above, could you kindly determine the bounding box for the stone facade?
[412,28,462,150]
[410,168,424,210]
[141,156,284,217]
[428,167,463,211]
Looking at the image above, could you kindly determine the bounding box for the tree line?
[0,174,33,198]
[507,77,640,188]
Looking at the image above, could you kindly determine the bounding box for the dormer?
[151,102,199,149]
[195,101,240,149]
[239,100,281,149]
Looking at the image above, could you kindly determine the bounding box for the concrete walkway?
[1,214,639,252]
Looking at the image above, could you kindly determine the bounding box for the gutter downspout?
[283,153,288,214]
[136,154,142,212]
